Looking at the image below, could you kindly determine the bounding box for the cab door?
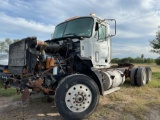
[93,23,111,68]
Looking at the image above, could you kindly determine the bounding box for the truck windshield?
[52,17,94,39]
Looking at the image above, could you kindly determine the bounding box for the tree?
[134,57,142,63]
[0,38,19,53]
[0,41,5,53]
[155,57,160,65]
[111,58,120,63]
[145,58,154,63]
[141,54,144,63]
[150,31,160,54]
[13,39,20,43]
[121,57,134,63]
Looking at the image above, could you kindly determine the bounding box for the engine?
[7,36,84,95]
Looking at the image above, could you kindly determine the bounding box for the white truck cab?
[51,14,116,68]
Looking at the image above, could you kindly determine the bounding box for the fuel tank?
[101,70,125,90]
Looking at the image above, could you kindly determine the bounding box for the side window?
[99,24,106,40]
[95,23,106,41]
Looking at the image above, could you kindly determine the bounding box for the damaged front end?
[4,37,66,101]
[4,35,85,102]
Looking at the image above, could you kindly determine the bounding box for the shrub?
[155,57,160,65]
[145,58,155,63]
[111,58,120,63]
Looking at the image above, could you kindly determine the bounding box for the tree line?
[111,57,155,64]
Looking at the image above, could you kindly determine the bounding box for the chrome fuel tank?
[101,70,125,90]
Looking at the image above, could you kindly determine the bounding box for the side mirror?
[105,19,116,37]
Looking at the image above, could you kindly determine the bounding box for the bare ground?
[0,95,159,120]
[0,96,62,120]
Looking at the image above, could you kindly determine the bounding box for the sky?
[0,0,160,58]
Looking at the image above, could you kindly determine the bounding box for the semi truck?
[4,14,152,120]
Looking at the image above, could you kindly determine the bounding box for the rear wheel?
[130,67,137,85]
[145,67,152,84]
[55,74,100,120]
[137,67,147,86]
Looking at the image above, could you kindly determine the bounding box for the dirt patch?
[147,108,160,120]
[0,97,62,120]
[0,97,160,120]
[0,97,13,111]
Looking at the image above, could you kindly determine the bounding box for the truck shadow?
[121,78,133,88]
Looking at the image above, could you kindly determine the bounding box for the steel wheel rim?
[65,84,92,112]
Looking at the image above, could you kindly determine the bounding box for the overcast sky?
[0,0,160,58]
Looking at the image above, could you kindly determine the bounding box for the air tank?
[101,70,125,90]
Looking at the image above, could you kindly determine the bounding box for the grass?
[0,80,3,88]
[12,94,21,101]
[0,88,17,97]
[0,80,53,103]
[90,64,160,120]
[0,82,21,103]
[0,80,18,97]
[148,72,160,88]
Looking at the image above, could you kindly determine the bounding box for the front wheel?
[55,74,100,120]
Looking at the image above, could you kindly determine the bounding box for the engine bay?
[6,36,93,96]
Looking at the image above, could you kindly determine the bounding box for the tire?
[137,67,147,86]
[145,67,152,84]
[130,67,137,85]
[55,74,100,120]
